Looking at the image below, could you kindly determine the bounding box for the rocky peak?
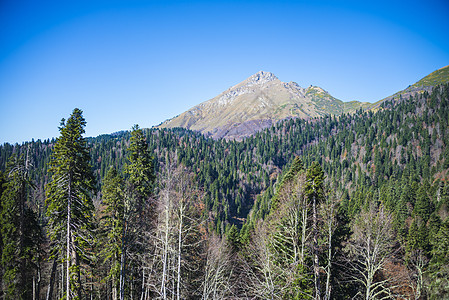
[216,71,279,106]
[246,71,278,85]
[306,86,327,94]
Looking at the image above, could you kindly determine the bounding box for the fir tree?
[45,108,96,300]
[124,124,155,210]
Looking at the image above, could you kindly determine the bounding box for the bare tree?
[240,167,315,299]
[241,221,294,300]
[344,203,398,300]
[201,234,234,300]
[407,249,429,299]
[144,157,205,299]
[320,191,338,300]
[268,172,310,265]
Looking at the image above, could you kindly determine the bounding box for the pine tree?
[45,108,96,300]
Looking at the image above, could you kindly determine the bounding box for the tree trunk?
[119,222,127,300]
[33,275,36,300]
[61,260,64,299]
[324,217,332,300]
[301,203,308,264]
[112,271,117,300]
[313,195,321,300]
[46,258,58,300]
[140,268,145,300]
[324,197,334,300]
[36,264,41,300]
[74,239,82,299]
[176,201,183,300]
[161,190,170,300]
[67,181,72,300]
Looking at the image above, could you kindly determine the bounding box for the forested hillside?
[1,83,449,299]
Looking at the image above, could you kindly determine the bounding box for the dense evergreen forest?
[1,83,449,299]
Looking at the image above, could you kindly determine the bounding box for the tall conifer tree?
[45,108,96,300]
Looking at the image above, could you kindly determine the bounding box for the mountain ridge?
[372,65,449,108]
[159,71,370,139]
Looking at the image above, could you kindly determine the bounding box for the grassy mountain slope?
[372,65,449,109]
[159,71,369,139]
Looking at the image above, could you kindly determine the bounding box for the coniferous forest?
[1,84,449,299]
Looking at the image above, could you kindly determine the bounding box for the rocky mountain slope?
[159,71,370,139]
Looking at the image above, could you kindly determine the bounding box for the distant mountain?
[372,65,449,108]
[159,71,370,139]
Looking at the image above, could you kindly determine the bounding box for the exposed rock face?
[159,71,369,139]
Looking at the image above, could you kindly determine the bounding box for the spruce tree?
[124,125,155,209]
[45,108,96,300]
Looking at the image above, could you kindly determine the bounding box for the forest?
[0,83,449,299]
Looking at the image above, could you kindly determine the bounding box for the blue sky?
[1,0,448,143]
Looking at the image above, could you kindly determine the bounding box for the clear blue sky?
[1,0,448,143]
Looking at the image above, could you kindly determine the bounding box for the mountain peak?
[160,71,369,139]
[246,71,278,85]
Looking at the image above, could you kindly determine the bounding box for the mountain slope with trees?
[0,80,449,297]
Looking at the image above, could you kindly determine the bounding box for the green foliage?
[99,167,125,289]
[412,65,449,88]
[45,108,96,299]
[305,162,325,202]
[427,219,449,298]
[124,125,155,204]
[0,154,41,299]
[279,156,304,187]
[414,184,432,222]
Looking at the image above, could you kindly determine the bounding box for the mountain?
[372,65,449,108]
[2,81,449,299]
[159,71,370,139]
